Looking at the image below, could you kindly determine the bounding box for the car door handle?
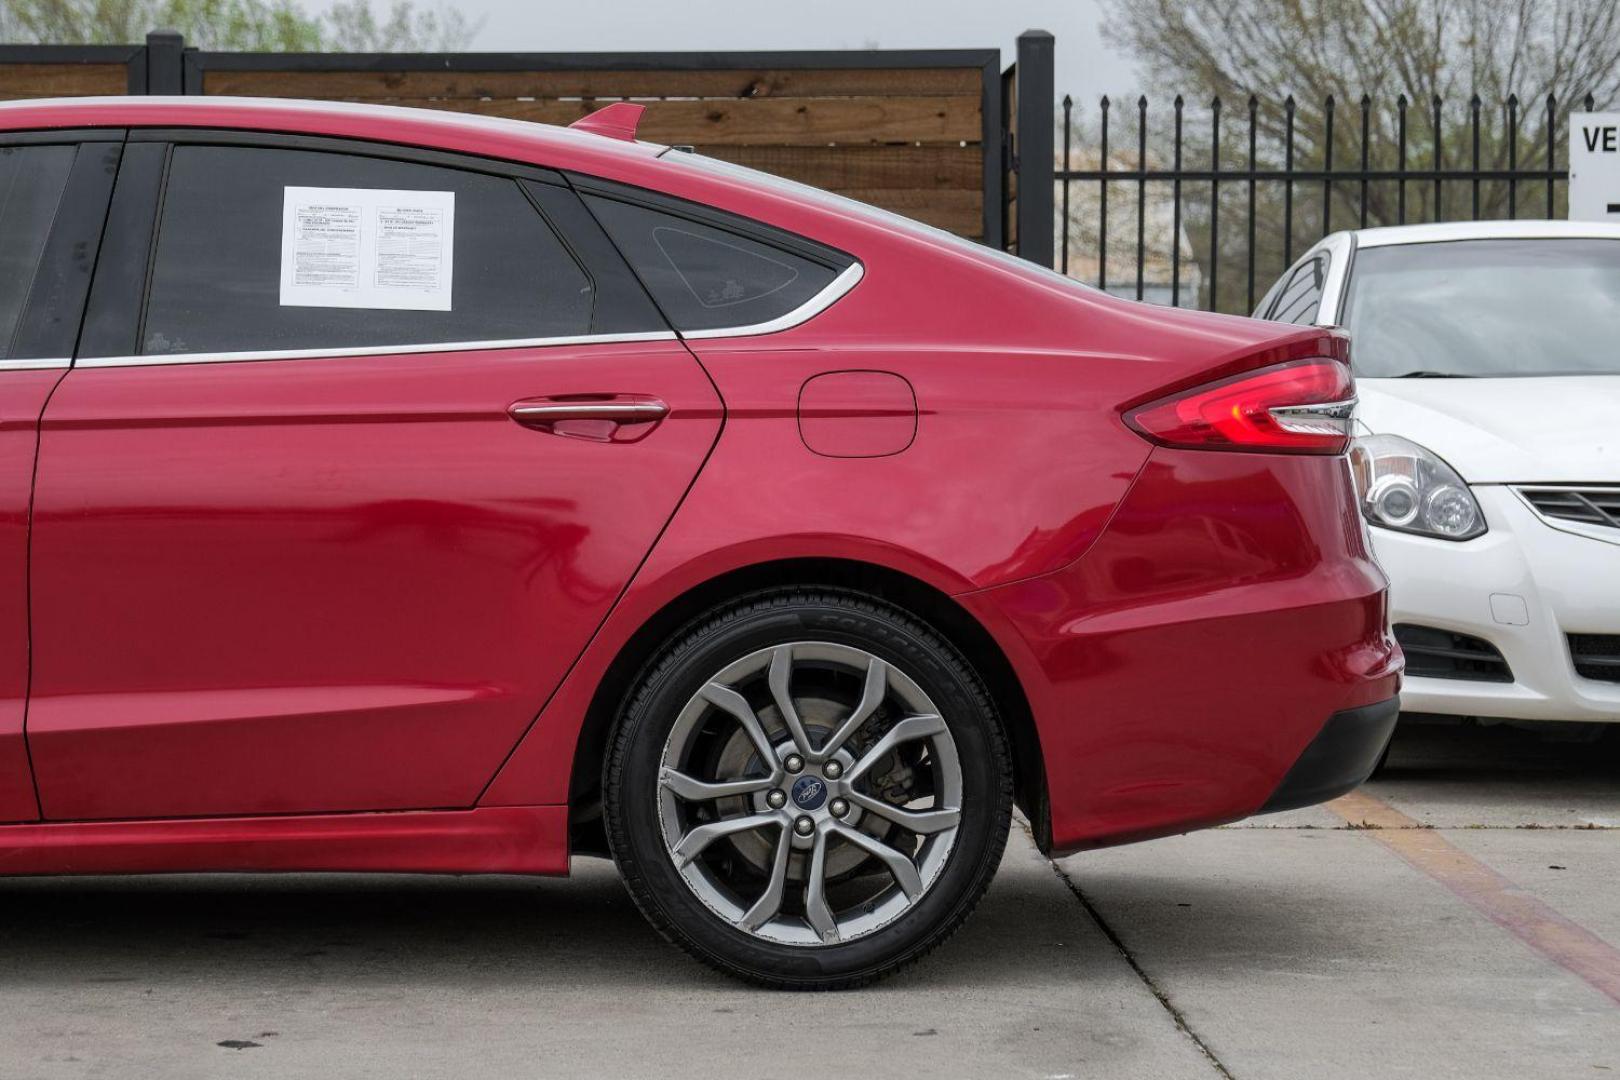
[508,397,669,441]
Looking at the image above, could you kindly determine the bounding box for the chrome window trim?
[68,259,859,366]
[0,357,72,371]
[678,261,864,340]
[76,330,680,369]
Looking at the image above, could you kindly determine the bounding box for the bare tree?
[1108,0,1620,113]
[1,0,478,50]
[1082,0,1620,310]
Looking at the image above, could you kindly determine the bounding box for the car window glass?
[582,193,844,333]
[1268,255,1327,325]
[1252,271,1289,318]
[143,145,593,356]
[0,144,76,358]
[1342,237,1620,377]
[520,180,667,335]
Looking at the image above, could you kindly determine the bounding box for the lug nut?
[823,761,843,780]
[793,816,816,836]
[829,797,849,818]
[784,753,805,773]
[766,789,787,809]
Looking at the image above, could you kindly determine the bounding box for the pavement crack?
[1044,849,1237,1080]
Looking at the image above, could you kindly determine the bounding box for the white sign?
[279,187,455,310]
[1568,113,1620,221]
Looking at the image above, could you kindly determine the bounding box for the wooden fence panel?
[0,45,143,99]
[0,63,128,100]
[0,38,1050,247]
[193,52,996,239]
[199,66,983,100]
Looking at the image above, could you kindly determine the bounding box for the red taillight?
[1125,359,1355,454]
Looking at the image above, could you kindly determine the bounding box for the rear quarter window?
[580,187,853,334]
[1264,254,1329,325]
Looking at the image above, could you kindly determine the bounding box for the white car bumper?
[1373,485,1620,722]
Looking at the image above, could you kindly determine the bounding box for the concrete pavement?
[0,720,1615,1079]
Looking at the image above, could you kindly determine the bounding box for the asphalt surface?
[0,721,1616,1079]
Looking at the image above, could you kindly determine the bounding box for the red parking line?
[1330,789,1620,1007]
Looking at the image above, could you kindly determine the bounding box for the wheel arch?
[567,556,1047,856]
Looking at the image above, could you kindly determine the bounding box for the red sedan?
[0,96,1399,988]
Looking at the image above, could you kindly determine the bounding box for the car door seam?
[471,339,727,809]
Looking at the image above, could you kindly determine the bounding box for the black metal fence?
[1056,92,1605,315]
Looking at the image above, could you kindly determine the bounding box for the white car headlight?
[1351,434,1486,541]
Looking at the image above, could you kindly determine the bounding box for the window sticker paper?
[280,187,454,311]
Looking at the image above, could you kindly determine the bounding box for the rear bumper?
[961,447,1401,856]
[1259,698,1399,813]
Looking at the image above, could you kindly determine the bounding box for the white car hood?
[1356,377,1620,483]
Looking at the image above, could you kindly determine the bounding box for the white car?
[1258,220,1620,726]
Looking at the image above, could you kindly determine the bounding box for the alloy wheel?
[656,641,963,946]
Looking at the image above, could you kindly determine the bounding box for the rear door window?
[142,145,600,356]
[0,144,76,358]
[580,188,852,334]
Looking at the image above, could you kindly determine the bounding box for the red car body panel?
[28,343,720,820]
[0,370,63,824]
[0,97,1398,873]
[959,450,1398,852]
[0,805,567,876]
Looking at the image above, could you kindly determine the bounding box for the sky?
[311,0,1140,105]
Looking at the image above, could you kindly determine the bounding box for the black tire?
[604,588,1013,990]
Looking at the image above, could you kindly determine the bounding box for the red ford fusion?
[0,96,1399,988]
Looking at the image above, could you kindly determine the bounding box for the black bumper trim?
[1259,698,1400,814]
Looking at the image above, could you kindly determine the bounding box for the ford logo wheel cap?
[790,775,828,811]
